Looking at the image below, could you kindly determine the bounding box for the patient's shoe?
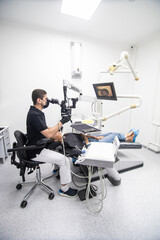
[59,188,78,198]
[128,129,139,142]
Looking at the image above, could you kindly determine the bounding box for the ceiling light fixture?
[60,0,102,20]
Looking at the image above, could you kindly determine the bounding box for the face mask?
[43,99,50,109]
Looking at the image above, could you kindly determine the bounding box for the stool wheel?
[49,192,55,200]
[16,184,22,190]
[21,200,27,208]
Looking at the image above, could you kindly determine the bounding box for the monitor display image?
[93,82,117,100]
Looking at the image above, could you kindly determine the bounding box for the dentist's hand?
[60,115,71,125]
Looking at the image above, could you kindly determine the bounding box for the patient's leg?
[98,131,135,143]
[98,132,126,143]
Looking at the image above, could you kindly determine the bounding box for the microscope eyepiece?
[48,98,59,105]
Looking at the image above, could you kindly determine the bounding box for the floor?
[0,146,160,240]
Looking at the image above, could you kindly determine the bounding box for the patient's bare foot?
[126,132,135,142]
[126,131,134,138]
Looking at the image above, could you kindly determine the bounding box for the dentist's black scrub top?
[26,106,47,159]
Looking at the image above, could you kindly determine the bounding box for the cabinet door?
[0,136,5,158]
[3,128,11,156]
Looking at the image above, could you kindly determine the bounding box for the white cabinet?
[0,126,11,163]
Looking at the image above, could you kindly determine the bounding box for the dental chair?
[119,142,142,149]
[8,130,57,208]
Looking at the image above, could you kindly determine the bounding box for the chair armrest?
[7,144,45,153]
[8,138,53,153]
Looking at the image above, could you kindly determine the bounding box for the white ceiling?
[0,0,160,46]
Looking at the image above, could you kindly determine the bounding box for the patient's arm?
[80,133,104,144]
[81,134,89,144]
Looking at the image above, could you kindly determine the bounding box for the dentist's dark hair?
[32,89,47,105]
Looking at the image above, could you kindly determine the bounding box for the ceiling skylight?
[60,0,102,20]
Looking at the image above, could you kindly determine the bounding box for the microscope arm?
[63,79,82,96]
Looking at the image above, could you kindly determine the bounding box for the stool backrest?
[14,130,28,160]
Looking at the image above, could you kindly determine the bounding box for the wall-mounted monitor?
[93,82,117,101]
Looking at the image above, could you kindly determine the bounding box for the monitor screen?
[93,82,117,101]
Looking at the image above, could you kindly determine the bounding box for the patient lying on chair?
[81,129,139,145]
[54,128,139,144]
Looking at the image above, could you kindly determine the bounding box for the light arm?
[102,51,139,81]
[123,52,139,81]
[100,95,142,121]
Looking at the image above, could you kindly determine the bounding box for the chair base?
[17,166,55,208]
